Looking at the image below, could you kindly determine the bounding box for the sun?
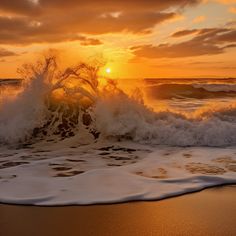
[105,68,111,74]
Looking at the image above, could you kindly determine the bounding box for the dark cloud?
[0,12,176,44]
[78,37,103,46]
[0,0,40,15]
[56,12,176,34]
[0,48,17,57]
[132,43,223,58]
[0,0,200,15]
[215,30,236,42]
[171,28,231,38]
[133,28,236,58]
[0,0,200,45]
[0,16,103,45]
[171,29,199,37]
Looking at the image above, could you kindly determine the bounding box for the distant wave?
[146,83,236,99]
[0,78,22,86]
[193,83,236,92]
[144,78,236,85]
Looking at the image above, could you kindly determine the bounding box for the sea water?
[0,76,235,205]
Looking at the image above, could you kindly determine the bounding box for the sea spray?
[0,56,236,146]
[94,93,236,146]
[0,58,236,206]
[0,55,106,143]
[0,71,48,143]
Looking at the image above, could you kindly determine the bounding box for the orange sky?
[0,0,235,78]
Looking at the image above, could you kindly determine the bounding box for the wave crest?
[95,94,236,146]
[146,83,236,99]
[0,56,236,147]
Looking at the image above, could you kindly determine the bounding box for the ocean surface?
[0,77,235,205]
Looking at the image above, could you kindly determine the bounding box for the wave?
[144,77,236,86]
[0,78,22,85]
[193,83,236,92]
[146,83,236,99]
[0,56,236,147]
[0,57,236,206]
[95,96,236,146]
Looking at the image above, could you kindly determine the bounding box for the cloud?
[0,16,104,45]
[133,28,236,58]
[0,48,17,57]
[215,30,236,42]
[171,27,232,38]
[78,37,103,46]
[0,0,201,45]
[132,43,223,58]
[171,29,199,37]
[0,0,40,16]
[0,1,200,15]
[0,12,175,45]
[195,28,236,43]
[63,12,176,34]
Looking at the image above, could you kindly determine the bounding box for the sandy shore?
[0,185,236,236]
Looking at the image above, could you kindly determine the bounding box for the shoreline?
[1,183,236,207]
[1,185,236,236]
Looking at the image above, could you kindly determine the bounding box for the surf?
[0,56,236,147]
[0,56,236,206]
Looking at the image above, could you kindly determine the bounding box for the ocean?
[0,75,235,205]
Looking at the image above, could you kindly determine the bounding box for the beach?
[0,1,236,235]
[1,185,236,236]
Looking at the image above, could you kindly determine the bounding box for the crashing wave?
[0,56,236,147]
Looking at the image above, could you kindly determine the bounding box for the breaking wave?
[146,83,236,99]
[0,56,236,147]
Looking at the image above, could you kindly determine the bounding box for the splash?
[0,57,236,206]
[94,94,236,146]
[0,56,236,146]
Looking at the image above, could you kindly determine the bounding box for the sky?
[0,0,235,78]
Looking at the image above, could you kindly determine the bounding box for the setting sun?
[0,1,236,236]
[105,68,111,74]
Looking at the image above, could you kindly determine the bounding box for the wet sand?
[0,185,236,236]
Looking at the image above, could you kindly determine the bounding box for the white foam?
[94,95,236,146]
[0,74,48,143]
[0,142,235,205]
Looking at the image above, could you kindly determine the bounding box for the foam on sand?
[0,141,235,205]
